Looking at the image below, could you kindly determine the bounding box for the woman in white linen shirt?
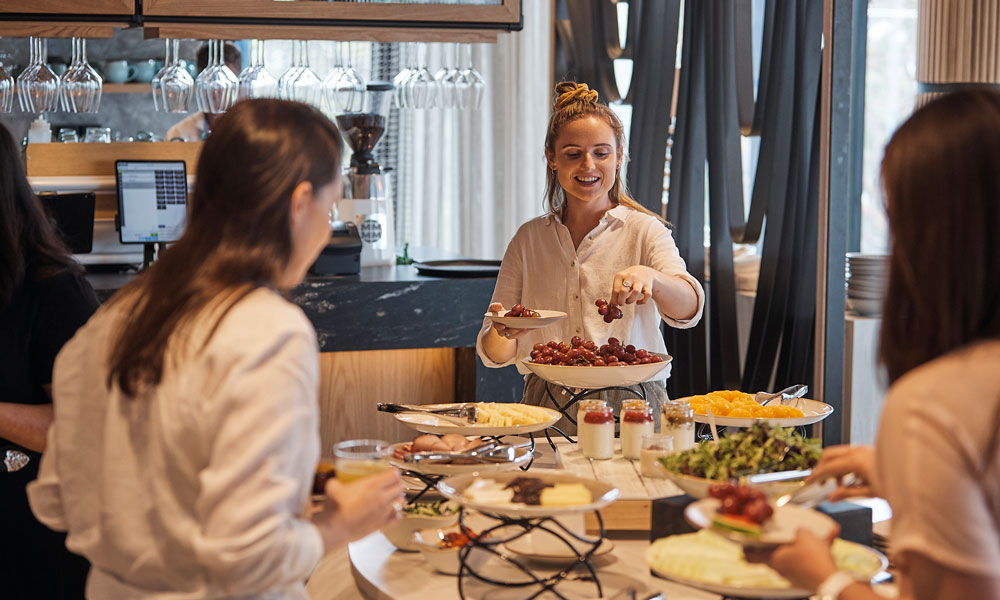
[477,82,704,431]
[27,99,404,599]
[757,89,1000,599]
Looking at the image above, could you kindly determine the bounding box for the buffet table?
[348,531,720,600]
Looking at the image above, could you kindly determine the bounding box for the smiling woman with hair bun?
[476,81,705,432]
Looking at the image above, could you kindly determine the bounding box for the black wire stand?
[454,507,608,600]
[542,382,648,445]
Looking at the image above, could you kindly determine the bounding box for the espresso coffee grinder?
[336,81,395,267]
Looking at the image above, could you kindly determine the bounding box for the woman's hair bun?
[554,81,600,110]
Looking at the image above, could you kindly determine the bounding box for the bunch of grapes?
[595,298,623,323]
[529,336,663,366]
[709,483,774,524]
[504,303,540,318]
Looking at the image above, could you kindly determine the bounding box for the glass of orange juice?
[332,439,392,483]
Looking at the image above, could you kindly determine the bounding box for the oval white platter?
[389,443,533,475]
[680,396,834,427]
[437,469,620,518]
[521,352,672,389]
[647,535,887,599]
[392,404,562,436]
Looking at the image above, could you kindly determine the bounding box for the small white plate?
[438,469,620,518]
[486,309,568,329]
[684,498,837,548]
[392,404,561,436]
[521,352,672,389]
[390,442,533,475]
[504,535,615,564]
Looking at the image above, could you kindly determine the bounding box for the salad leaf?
[660,424,821,480]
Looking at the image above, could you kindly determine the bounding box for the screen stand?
[142,243,156,271]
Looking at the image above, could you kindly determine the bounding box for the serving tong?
[404,440,521,464]
[754,383,809,408]
[376,402,478,423]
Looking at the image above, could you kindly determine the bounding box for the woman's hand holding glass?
[488,302,530,340]
[312,469,404,552]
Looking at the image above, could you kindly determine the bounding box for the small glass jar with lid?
[578,403,614,460]
[620,399,654,460]
[661,399,695,454]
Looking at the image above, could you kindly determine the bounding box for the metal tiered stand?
[385,406,563,503]
[520,353,673,446]
[436,471,621,600]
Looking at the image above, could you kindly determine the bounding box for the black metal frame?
[455,508,607,600]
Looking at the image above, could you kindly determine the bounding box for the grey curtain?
[664,0,825,397]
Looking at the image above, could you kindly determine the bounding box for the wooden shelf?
[102,82,151,94]
[26,141,202,178]
[0,20,126,38]
[0,0,518,42]
[146,22,498,43]
[0,0,132,15]
[143,0,520,24]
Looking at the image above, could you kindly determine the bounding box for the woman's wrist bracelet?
[816,571,857,600]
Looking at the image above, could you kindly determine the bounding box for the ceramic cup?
[131,59,162,83]
[103,60,135,84]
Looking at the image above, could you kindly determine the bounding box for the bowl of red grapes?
[521,336,672,388]
[486,304,567,329]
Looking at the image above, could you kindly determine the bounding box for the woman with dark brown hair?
[760,89,1000,599]
[0,122,95,598]
[27,99,403,599]
[477,81,704,431]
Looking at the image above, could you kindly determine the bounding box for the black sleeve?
[29,271,100,387]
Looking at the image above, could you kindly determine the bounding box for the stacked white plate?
[845,253,888,317]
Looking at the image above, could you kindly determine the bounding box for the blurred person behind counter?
[165,41,243,142]
[0,119,96,598]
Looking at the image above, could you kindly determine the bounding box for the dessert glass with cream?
[639,433,674,478]
[620,399,654,460]
[661,400,695,454]
[578,404,614,460]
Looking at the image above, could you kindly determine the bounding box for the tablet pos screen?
[116,160,188,244]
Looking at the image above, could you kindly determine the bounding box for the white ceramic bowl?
[664,470,804,501]
[520,352,672,389]
[413,524,492,575]
[380,504,460,552]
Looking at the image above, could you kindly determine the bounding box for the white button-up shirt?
[28,288,323,599]
[476,205,705,375]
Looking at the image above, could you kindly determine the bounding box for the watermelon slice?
[711,514,762,537]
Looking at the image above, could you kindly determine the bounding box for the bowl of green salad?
[659,425,823,501]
